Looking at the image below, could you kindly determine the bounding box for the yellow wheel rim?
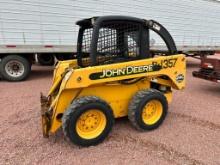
[142,100,163,125]
[76,109,107,139]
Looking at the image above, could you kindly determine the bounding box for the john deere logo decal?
[89,64,161,80]
[176,74,184,83]
[89,58,178,80]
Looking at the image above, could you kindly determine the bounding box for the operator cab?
[76,16,177,67]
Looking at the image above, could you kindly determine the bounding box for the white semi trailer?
[0,0,220,81]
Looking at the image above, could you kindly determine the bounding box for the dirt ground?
[0,58,219,165]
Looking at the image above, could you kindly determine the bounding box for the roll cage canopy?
[76,15,177,67]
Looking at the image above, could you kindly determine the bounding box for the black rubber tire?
[128,89,168,131]
[62,96,114,147]
[0,55,31,81]
[37,54,55,66]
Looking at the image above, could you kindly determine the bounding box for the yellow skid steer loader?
[41,16,186,146]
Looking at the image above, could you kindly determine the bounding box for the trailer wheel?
[0,55,31,81]
[62,96,114,146]
[37,54,54,66]
[128,89,168,131]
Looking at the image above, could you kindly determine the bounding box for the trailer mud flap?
[40,93,51,138]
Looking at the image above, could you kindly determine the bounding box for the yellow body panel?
[44,54,186,134]
[51,60,78,85]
